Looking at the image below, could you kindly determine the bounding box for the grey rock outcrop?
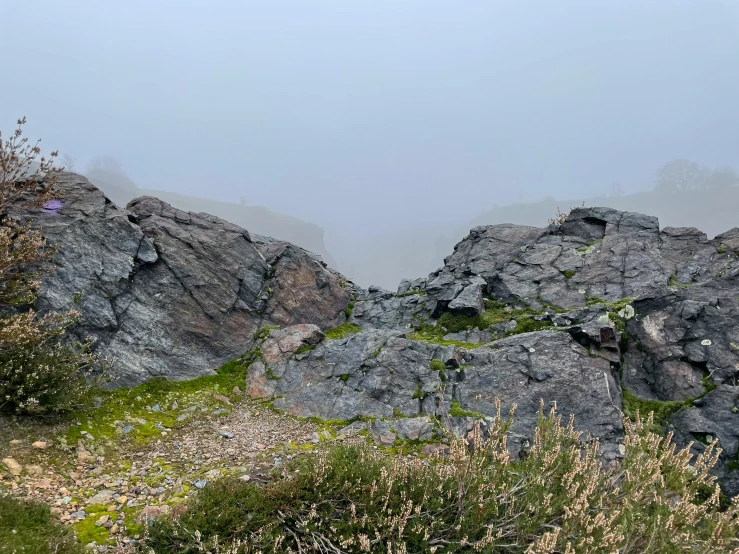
[670,385,739,497]
[424,208,674,312]
[347,284,434,330]
[247,325,623,460]
[13,178,739,495]
[10,173,354,386]
[250,235,357,329]
[242,205,739,492]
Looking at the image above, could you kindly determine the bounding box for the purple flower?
[42,199,64,214]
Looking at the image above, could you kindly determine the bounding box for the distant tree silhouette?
[655,159,709,192]
[706,167,739,190]
[655,159,738,192]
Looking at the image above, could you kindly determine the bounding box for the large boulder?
[251,235,356,329]
[9,173,354,386]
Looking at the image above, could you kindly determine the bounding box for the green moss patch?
[429,358,447,381]
[294,344,316,355]
[449,400,485,418]
[437,300,543,334]
[72,504,119,546]
[324,323,362,340]
[253,325,278,342]
[409,300,556,346]
[608,311,626,332]
[407,328,485,349]
[429,358,446,371]
[621,389,684,432]
[63,355,250,448]
[562,270,576,279]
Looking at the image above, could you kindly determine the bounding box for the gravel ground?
[0,398,348,551]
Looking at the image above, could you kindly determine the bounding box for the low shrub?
[0,494,82,553]
[0,117,102,415]
[144,403,739,553]
[0,310,100,414]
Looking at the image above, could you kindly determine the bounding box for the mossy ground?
[407,327,485,348]
[63,356,249,450]
[72,504,119,546]
[585,297,635,311]
[438,299,549,334]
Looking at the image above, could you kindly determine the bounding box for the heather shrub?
[144,402,739,553]
[0,310,98,414]
[0,494,82,554]
[0,117,101,415]
[548,201,585,226]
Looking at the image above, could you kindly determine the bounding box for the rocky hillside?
[15,177,739,496]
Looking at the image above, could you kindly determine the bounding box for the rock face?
[11,173,355,386]
[251,235,356,328]
[248,326,623,460]
[13,178,739,495]
[246,206,739,494]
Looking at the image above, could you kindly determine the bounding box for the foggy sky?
[2,0,739,287]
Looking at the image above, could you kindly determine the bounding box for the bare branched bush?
[0,117,101,415]
[548,201,586,226]
[145,403,739,553]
